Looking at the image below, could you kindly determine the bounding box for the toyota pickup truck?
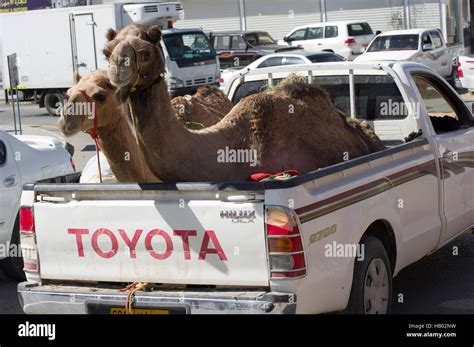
[17,61,474,314]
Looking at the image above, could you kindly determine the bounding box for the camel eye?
[140,50,151,62]
[93,93,107,103]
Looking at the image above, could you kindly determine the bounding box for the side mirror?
[283,36,288,42]
[376,31,382,35]
[423,43,434,51]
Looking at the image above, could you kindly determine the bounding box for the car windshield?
[244,32,276,45]
[368,35,419,52]
[163,32,216,61]
[307,54,346,63]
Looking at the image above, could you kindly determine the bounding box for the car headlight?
[168,77,184,89]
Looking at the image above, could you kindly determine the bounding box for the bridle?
[128,44,164,93]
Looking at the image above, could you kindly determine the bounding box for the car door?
[323,25,340,52]
[411,71,474,242]
[306,26,324,51]
[429,30,450,77]
[286,28,308,48]
[0,134,21,245]
[418,32,441,74]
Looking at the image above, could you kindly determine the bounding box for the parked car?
[355,29,464,81]
[220,51,346,91]
[0,130,75,279]
[17,61,474,314]
[209,31,300,69]
[281,21,375,60]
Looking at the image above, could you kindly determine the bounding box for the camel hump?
[269,79,331,102]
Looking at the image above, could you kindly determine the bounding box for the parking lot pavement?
[0,267,23,314]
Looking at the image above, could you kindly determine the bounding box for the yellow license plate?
[110,308,170,315]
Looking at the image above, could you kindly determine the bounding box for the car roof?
[263,51,340,58]
[289,20,371,31]
[376,28,436,36]
[162,28,205,34]
[209,31,270,36]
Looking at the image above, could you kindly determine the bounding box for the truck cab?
[161,28,220,97]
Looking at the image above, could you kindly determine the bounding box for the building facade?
[175,0,471,51]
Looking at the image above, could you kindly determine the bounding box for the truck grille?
[144,5,158,13]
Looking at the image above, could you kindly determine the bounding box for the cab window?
[231,35,247,50]
[430,31,443,48]
[308,27,324,40]
[411,73,472,133]
[325,26,339,39]
[215,36,230,50]
[0,141,6,166]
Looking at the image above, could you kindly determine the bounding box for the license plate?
[110,308,170,315]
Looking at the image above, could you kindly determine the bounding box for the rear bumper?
[18,282,296,314]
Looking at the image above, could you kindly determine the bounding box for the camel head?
[103,24,165,102]
[58,70,119,137]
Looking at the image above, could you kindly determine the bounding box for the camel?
[58,70,160,183]
[59,70,232,182]
[171,85,232,128]
[103,24,385,182]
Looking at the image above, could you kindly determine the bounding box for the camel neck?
[96,109,158,183]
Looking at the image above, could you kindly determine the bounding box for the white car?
[0,130,75,279]
[281,21,375,60]
[457,55,474,90]
[220,51,346,92]
[355,28,463,80]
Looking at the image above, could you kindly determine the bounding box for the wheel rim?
[363,258,389,314]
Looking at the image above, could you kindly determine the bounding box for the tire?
[44,89,65,117]
[345,235,392,314]
[1,217,26,281]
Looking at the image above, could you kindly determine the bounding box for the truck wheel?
[1,217,26,281]
[345,235,392,314]
[44,90,65,117]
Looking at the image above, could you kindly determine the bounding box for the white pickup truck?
[18,61,474,315]
[355,29,464,83]
[0,130,75,280]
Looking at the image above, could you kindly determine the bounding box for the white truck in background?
[0,1,220,115]
[17,62,474,314]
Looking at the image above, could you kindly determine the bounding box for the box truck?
[0,1,221,115]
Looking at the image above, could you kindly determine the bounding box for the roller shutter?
[244,0,321,40]
[326,0,407,33]
[176,0,241,32]
[409,0,441,29]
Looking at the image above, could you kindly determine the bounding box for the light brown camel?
[103,24,385,182]
[58,70,160,183]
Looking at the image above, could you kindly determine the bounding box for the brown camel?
[104,24,385,182]
[58,70,159,183]
[171,85,232,128]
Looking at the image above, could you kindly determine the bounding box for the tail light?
[344,37,357,46]
[265,206,306,279]
[458,59,464,78]
[219,77,224,85]
[167,20,173,29]
[20,207,39,273]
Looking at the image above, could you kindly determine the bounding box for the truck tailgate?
[34,197,269,286]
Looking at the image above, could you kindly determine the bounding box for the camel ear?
[106,28,117,42]
[146,26,162,44]
[74,72,82,83]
